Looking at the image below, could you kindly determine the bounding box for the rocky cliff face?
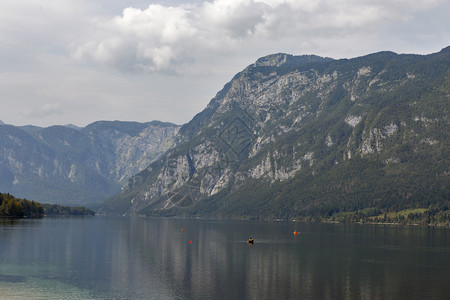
[0,121,179,206]
[102,48,449,218]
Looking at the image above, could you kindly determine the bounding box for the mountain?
[100,48,450,219]
[0,121,179,207]
[63,124,81,130]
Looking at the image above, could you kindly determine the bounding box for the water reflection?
[0,217,449,299]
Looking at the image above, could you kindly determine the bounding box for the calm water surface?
[0,217,449,299]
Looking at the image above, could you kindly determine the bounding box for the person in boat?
[248,238,254,245]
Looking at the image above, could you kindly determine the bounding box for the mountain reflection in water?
[0,217,449,299]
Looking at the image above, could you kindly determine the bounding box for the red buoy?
[294,231,299,235]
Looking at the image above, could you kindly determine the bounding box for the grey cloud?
[30,102,63,117]
[1,0,449,127]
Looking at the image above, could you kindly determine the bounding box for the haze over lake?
[0,217,449,299]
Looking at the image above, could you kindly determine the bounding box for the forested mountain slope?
[101,48,449,221]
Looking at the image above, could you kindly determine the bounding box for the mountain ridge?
[100,47,449,220]
[0,120,180,207]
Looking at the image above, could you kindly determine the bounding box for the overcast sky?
[1,0,449,127]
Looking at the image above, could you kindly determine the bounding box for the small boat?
[248,238,254,245]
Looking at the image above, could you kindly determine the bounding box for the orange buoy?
[181,228,184,232]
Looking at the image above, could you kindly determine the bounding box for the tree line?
[0,193,44,217]
[0,192,95,217]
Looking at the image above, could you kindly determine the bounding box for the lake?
[0,217,449,299]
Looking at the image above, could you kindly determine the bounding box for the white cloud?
[73,4,198,72]
[200,0,266,37]
[72,0,448,74]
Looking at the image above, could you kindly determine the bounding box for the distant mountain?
[0,121,179,207]
[63,124,81,130]
[101,48,449,220]
[0,120,5,125]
